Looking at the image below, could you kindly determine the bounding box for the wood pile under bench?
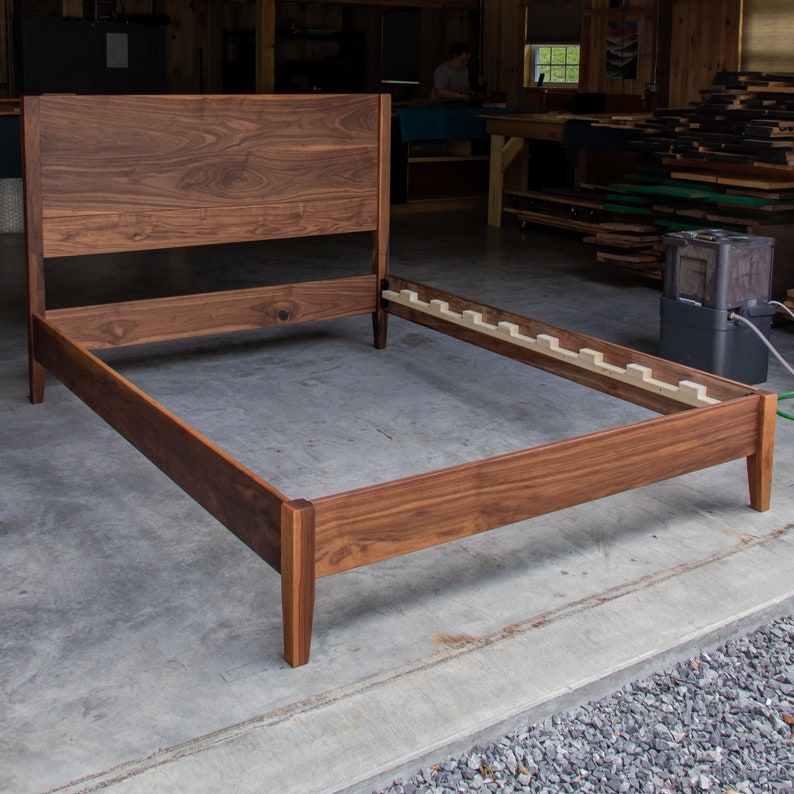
[503,185,665,278]
[23,94,777,667]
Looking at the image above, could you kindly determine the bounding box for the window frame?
[524,43,581,88]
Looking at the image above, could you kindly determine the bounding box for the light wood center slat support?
[32,314,287,570]
[312,397,761,577]
[46,276,379,350]
[383,286,718,409]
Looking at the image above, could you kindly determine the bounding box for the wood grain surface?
[281,500,316,668]
[47,276,379,349]
[311,396,763,577]
[27,94,383,256]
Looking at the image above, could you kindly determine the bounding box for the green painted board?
[606,193,649,205]
[604,203,653,215]
[705,193,777,207]
[609,182,712,199]
[655,218,745,232]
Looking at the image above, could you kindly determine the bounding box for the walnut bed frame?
[23,94,776,667]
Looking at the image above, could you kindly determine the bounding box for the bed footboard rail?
[309,396,768,580]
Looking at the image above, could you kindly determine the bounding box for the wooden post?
[281,499,316,667]
[255,0,275,94]
[373,94,392,350]
[487,132,506,227]
[22,96,47,404]
[746,391,777,511]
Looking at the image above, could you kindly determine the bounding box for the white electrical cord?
[770,300,794,321]
[729,311,794,380]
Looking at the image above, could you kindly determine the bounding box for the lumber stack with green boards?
[513,73,794,286]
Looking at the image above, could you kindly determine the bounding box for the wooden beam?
[32,314,287,571]
[46,276,379,350]
[256,0,275,94]
[277,0,477,7]
[312,397,763,577]
[373,94,392,349]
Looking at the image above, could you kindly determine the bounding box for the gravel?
[374,614,794,794]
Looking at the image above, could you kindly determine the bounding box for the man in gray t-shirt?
[431,42,473,101]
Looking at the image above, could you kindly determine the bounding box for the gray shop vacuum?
[659,229,776,385]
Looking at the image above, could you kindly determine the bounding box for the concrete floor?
[1,210,793,794]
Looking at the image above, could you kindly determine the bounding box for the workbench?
[484,113,571,226]
[391,106,537,207]
[483,112,646,227]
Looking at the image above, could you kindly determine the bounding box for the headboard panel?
[24,93,392,403]
[25,93,389,257]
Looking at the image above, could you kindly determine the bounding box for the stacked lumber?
[577,179,665,278]
[503,188,607,235]
[508,162,794,282]
[634,72,794,169]
[606,165,794,234]
[509,74,794,284]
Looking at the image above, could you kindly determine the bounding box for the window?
[741,0,794,73]
[525,44,580,86]
[523,1,581,87]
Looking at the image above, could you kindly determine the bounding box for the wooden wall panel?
[666,0,740,108]
[481,0,524,108]
[482,0,745,113]
[580,0,655,98]
[0,0,9,96]
[0,0,756,104]
[115,0,155,12]
[349,5,379,94]
[160,0,224,93]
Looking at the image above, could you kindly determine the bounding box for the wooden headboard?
[24,93,390,255]
[23,93,392,400]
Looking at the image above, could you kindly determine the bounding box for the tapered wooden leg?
[28,313,46,402]
[29,357,46,404]
[372,306,388,350]
[281,499,316,667]
[28,249,47,403]
[747,392,777,512]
